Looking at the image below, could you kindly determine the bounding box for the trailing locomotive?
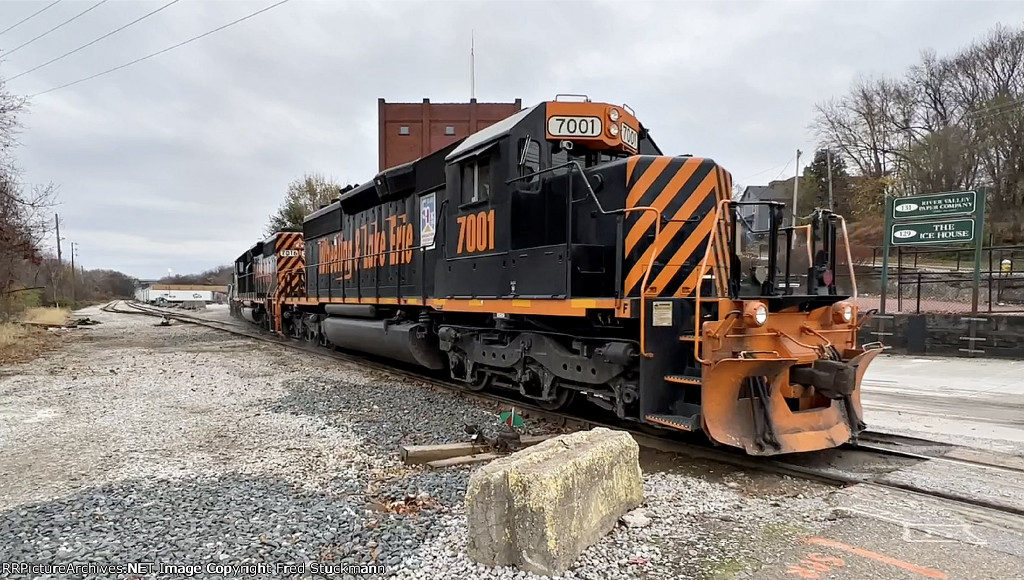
[231,97,881,455]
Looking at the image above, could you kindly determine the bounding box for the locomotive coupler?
[789,359,856,399]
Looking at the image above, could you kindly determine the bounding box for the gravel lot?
[0,305,841,579]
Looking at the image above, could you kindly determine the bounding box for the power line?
[772,158,794,182]
[739,157,793,184]
[30,0,290,97]
[3,0,108,57]
[0,0,63,37]
[9,0,182,82]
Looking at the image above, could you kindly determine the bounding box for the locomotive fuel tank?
[321,317,446,370]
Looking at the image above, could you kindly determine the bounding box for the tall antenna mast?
[470,30,476,100]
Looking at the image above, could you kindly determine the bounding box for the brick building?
[377,98,522,171]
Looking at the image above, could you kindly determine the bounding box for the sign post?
[971,190,986,314]
[880,196,892,314]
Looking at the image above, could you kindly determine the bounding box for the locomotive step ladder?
[665,374,701,386]
[645,402,703,431]
[644,198,733,434]
[646,370,704,430]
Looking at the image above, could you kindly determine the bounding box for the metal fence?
[853,270,1024,314]
[745,236,1024,315]
[857,244,1024,315]
[867,244,1024,274]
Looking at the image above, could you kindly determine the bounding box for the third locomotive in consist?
[231,97,881,455]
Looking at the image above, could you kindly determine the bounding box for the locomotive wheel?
[465,371,489,392]
[536,388,575,411]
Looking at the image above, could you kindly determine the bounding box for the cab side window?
[518,138,540,183]
[461,158,492,204]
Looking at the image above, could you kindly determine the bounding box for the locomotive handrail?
[694,205,861,364]
[693,198,733,365]
[785,224,814,264]
[628,205,662,358]
[837,214,857,301]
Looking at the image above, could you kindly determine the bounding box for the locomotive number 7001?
[547,115,603,138]
[456,210,496,255]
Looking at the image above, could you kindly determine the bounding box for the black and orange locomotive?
[232,97,880,455]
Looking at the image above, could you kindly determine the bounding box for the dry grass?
[0,322,68,365]
[22,307,71,326]
[0,323,27,347]
[0,308,72,364]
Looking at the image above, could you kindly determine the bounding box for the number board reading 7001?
[620,123,639,150]
[547,116,603,138]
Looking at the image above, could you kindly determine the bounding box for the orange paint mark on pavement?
[786,553,845,578]
[806,537,948,579]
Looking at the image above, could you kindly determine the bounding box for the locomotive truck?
[231,96,881,455]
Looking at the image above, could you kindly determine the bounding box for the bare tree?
[814,23,1024,240]
[159,265,233,285]
[0,71,60,315]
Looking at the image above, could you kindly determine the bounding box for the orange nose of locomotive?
[698,300,881,455]
[619,150,876,455]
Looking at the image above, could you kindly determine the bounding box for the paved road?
[862,355,1024,455]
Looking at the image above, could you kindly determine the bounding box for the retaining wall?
[858,313,1024,358]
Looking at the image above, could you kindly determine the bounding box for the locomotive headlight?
[744,301,769,327]
[755,305,768,326]
[608,123,619,136]
[833,301,854,324]
[609,108,620,122]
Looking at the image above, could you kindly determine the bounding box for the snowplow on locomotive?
[230,97,881,455]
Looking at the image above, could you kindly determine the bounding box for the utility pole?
[470,30,476,100]
[53,213,63,308]
[790,149,801,248]
[826,148,834,210]
[70,242,76,303]
[54,213,62,263]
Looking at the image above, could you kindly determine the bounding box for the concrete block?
[466,427,643,576]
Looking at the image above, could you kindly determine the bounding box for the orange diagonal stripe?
[623,172,717,294]
[626,156,638,183]
[649,210,717,294]
[624,157,703,255]
[805,538,947,579]
[625,157,672,208]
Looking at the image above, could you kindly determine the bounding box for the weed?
[22,307,70,326]
[0,323,26,347]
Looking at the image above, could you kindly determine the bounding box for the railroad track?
[101,300,1024,521]
[852,431,1024,475]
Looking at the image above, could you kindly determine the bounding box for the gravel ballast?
[0,305,856,579]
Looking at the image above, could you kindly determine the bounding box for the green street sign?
[890,218,975,246]
[892,190,977,220]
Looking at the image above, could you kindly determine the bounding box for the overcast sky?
[2,0,1022,279]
